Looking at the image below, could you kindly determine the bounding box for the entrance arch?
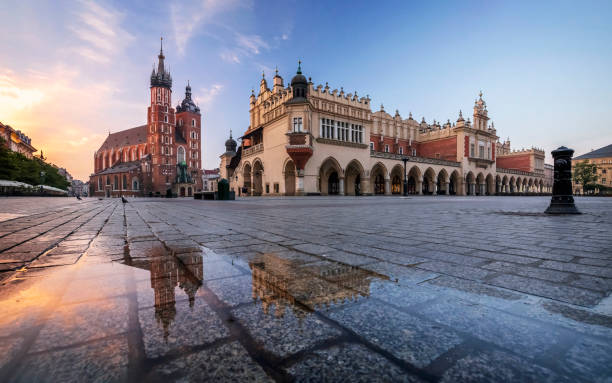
[345,160,365,196]
[390,165,403,195]
[243,163,252,195]
[370,162,387,195]
[437,169,449,195]
[449,170,460,195]
[319,157,343,195]
[476,173,485,196]
[466,172,475,195]
[253,160,264,196]
[284,160,296,196]
[180,186,186,197]
[407,166,421,195]
[423,168,436,195]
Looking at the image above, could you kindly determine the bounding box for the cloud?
[194,84,223,109]
[219,31,270,64]
[170,0,248,56]
[69,0,134,63]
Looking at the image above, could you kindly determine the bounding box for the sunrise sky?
[1,0,611,180]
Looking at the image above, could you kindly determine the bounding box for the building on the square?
[572,144,612,194]
[544,163,553,193]
[220,63,547,196]
[0,122,37,159]
[71,179,86,196]
[89,39,203,197]
[202,169,220,192]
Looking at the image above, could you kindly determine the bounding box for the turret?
[273,67,284,93]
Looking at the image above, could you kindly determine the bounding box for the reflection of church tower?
[150,254,179,341]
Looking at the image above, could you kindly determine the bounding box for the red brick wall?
[496,154,531,172]
[464,136,469,157]
[369,135,414,155]
[417,137,457,161]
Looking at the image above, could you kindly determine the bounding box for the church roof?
[574,144,612,160]
[96,160,141,175]
[98,125,147,152]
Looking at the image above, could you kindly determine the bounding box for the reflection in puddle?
[123,246,203,339]
[250,253,389,318]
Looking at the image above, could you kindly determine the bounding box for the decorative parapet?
[497,167,544,177]
[370,151,461,167]
[316,138,369,149]
[243,143,264,157]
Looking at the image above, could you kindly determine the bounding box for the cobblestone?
[0,196,610,382]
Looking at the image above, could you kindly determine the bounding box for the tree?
[573,161,599,194]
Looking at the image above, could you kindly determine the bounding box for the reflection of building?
[89,39,203,198]
[572,144,612,194]
[249,253,387,318]
[220,64,547,196]
[0,121,37,159]
[128,246,203,340]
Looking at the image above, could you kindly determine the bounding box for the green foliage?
[573,161,599,191]
[0,136,70,190]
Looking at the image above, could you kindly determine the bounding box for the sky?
[1,0,611,181]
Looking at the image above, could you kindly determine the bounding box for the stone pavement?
[0,196,611,382]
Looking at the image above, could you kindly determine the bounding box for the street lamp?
[402,157,408,196]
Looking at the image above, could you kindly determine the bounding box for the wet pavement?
[0,196,611,382]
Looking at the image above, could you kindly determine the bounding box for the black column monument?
[545,146,581,214]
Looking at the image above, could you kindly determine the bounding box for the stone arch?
[539,179,544,192]
[528,178,534,193]
[486,174,495,195]
[423,167,436,195]
[502,175,509,194]
[370,162,388,195]
[407,166,422,195]
[515,177,522,193]
[243,162,252,195]
[319,157,343,195]
[253,160,264,196]
[449,170,460,195]
[187,187,192,197]
[437,169,449,195]
[284,159,296,196]
[390,164,404,195]
[475,172,485,196]
[345,159,365,196]
[466,171,476,195]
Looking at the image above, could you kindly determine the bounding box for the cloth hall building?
[89,41,203,197]
[220,63,548,196]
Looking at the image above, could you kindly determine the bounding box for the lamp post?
[545,146,581,214]
[402,157,408,196]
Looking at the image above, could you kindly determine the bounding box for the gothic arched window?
[177,146,186,163]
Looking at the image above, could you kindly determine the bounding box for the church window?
[106,176,110,185]
[191,119,195,127]
[293,117,303,132]
[399,147,404,155]
[165,106,168,113]
[113,176,118,190]
[177,146,186,163]
[370,142,374,151]
[132,178,139,190]
[384,144,389,153]
[122,175,127,189]
[164,115,168,123]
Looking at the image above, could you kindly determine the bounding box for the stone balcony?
[243,143,264,158]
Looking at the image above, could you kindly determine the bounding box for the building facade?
[90,40,203,197]
[572,144,612,194]
[220,64,546,196]
[0,122,37,159]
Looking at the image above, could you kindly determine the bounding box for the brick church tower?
[148,38,176,194]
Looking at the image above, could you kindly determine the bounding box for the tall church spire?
[151,37,172,89]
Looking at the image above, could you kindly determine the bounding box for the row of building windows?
[97,176,139,191]
[469,143,492,160]
[369,142,417,156]
[320,118,363,143]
